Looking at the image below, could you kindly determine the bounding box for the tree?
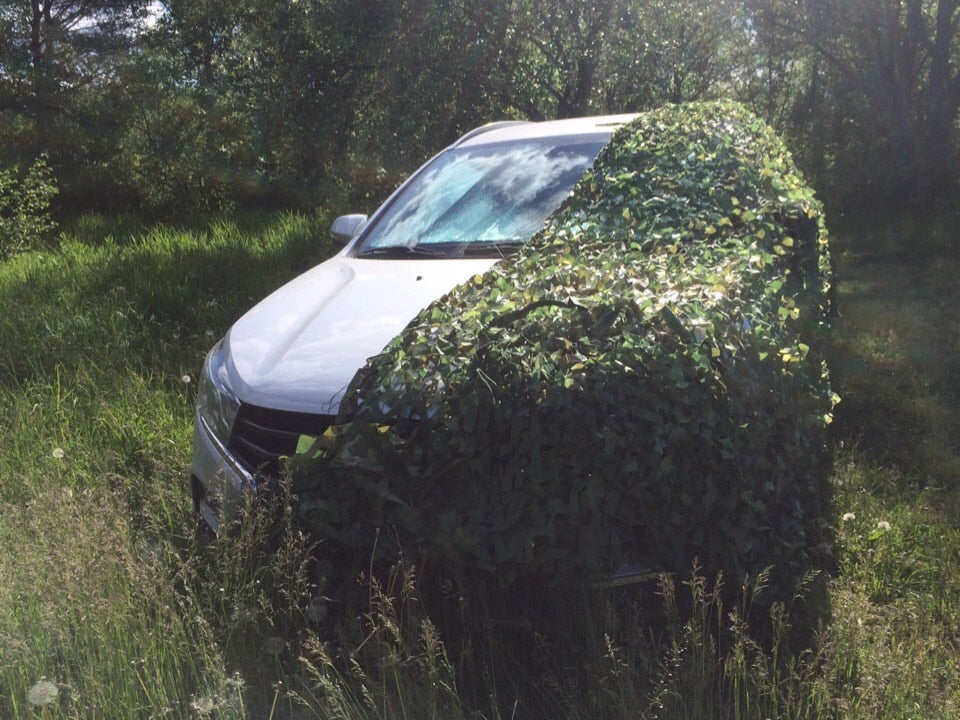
[462,0,739,121]
[0,1,152,210]
[0,0,148,81]
[506,0,618,118]
[601,0,740,110]
[746,0,960,210]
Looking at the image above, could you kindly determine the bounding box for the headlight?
[197,340,241,448]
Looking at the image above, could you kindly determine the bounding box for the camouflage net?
[292,101,836,598]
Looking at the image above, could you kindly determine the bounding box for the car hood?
[223,255,498,413]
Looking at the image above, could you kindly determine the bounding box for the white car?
[191,113,638,533]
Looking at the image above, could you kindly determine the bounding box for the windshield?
[356,138,605,259]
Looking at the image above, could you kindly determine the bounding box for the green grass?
[1,210,959,718]
[817,213,960,718]
[0,212,334,718]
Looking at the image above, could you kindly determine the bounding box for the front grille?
[228,403,336,478]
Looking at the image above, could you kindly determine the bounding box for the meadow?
[1,210,959,718]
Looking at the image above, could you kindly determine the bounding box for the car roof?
[452,113,640,148]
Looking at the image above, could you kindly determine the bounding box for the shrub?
[292,101,837,603]
[0,155,58,261]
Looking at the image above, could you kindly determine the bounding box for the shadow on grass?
[825,212,960,496]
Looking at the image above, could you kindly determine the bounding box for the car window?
[356,138,605,258]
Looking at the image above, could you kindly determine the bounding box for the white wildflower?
[28,679,58,706]
[842,512,856,522]
[189,695,217,715]
[51,447,65,459]
[876,520,891,532]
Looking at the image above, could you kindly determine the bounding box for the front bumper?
[190,411,257,534]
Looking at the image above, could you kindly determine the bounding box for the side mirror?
[330,214,368,245]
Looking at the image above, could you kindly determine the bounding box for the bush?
[0,155,58,261]
[292,101,837,603]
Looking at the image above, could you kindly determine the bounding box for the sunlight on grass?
[0,212,331,717]
[0,486,231,717]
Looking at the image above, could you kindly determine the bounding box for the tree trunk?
[30,0,44,69]
[919,0,960,203]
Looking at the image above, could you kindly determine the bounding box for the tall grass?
[817,212,960,718]
[0,212,332,718]
[2,210,959,718]
[0,486,232,718]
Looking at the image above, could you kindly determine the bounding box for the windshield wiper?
[456,239,526,258]
[357,239,526,260]
[357,244,451,259]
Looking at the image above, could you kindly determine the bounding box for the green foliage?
[4,0,956,218]
[0,155,58,260]
[293,101,836,601]
[145,0,396,211]
[745,0,960,214]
